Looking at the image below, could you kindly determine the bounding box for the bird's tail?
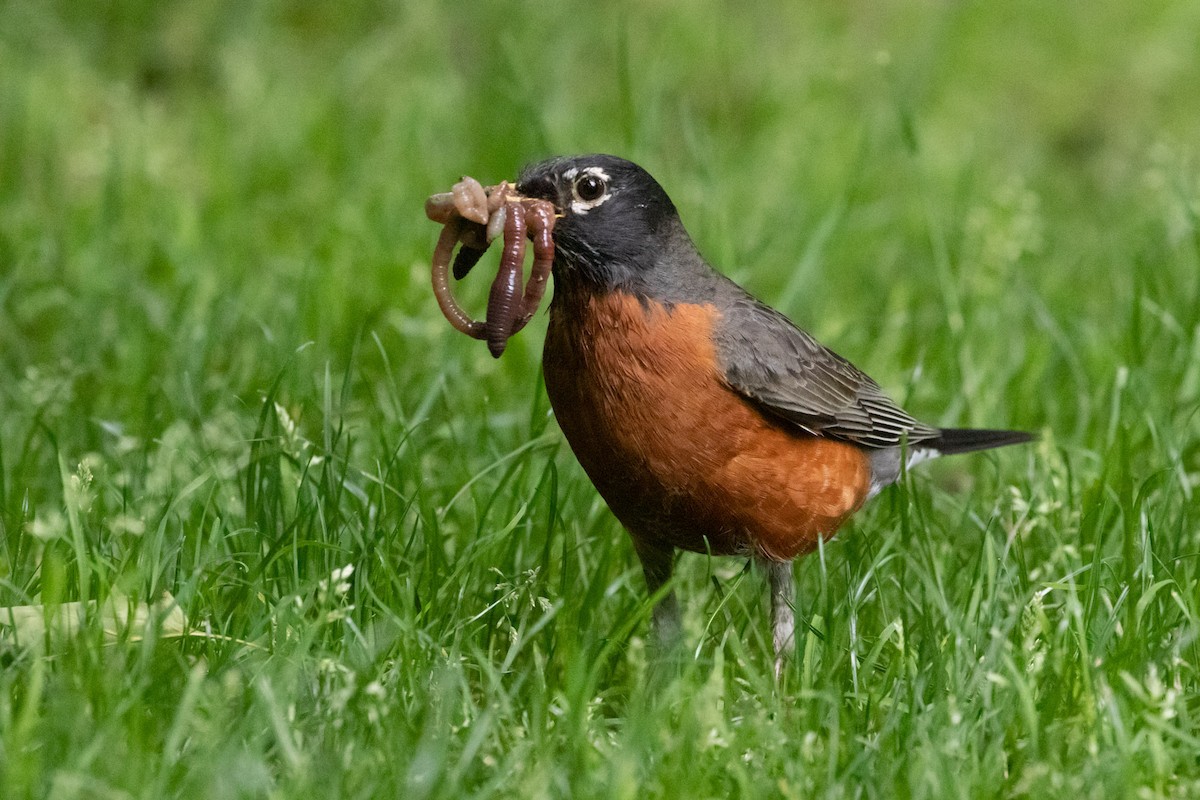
[927,427,1035,456]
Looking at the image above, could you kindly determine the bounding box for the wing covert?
[713,294,939,449]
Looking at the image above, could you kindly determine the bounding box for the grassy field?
[2,1,1199,797]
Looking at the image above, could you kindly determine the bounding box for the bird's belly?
[543,291,871,560]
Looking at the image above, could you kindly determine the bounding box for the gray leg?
[632,539,681,648]
[762,559,796,680]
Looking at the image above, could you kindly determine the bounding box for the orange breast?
[542,291,871,561]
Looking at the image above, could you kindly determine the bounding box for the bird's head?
[516,154,700,294]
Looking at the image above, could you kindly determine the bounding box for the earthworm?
[451,177,489,225]
[485,200,526,357]
[509,202,555,335]
[486,181,511,213]
[424,192,456,224]
[430,218,487,340]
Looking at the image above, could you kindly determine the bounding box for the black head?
[516,155,707,296]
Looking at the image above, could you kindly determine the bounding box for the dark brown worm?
[452,245,487,280]
[430,218,487,340]
[509,201,556,335]
[452,222,489,280]
[485,200,526,357]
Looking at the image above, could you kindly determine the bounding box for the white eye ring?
[566,167,614,214]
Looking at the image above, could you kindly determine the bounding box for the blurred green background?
[1,1,1198,798]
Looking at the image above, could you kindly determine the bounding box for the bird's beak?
[515,173,563,210]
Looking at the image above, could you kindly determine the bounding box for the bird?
[513,154,1033,675]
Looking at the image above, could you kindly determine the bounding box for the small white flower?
[27,510,67,542]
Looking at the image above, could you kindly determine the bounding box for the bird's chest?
[542,291,733,496]
[541,289,871,559]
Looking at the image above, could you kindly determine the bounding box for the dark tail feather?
[928,427,1035,456]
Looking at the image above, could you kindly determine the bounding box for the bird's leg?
[762,559,796,680]
[632,539,682,649]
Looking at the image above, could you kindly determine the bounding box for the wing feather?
[713,293,939,449]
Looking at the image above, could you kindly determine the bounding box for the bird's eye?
[574,173,607,203]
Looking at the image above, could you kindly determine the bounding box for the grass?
[1,1,1199,797]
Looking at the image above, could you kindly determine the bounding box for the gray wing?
[712,292,940,449]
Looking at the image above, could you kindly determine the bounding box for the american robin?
[513,154,1032,675]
